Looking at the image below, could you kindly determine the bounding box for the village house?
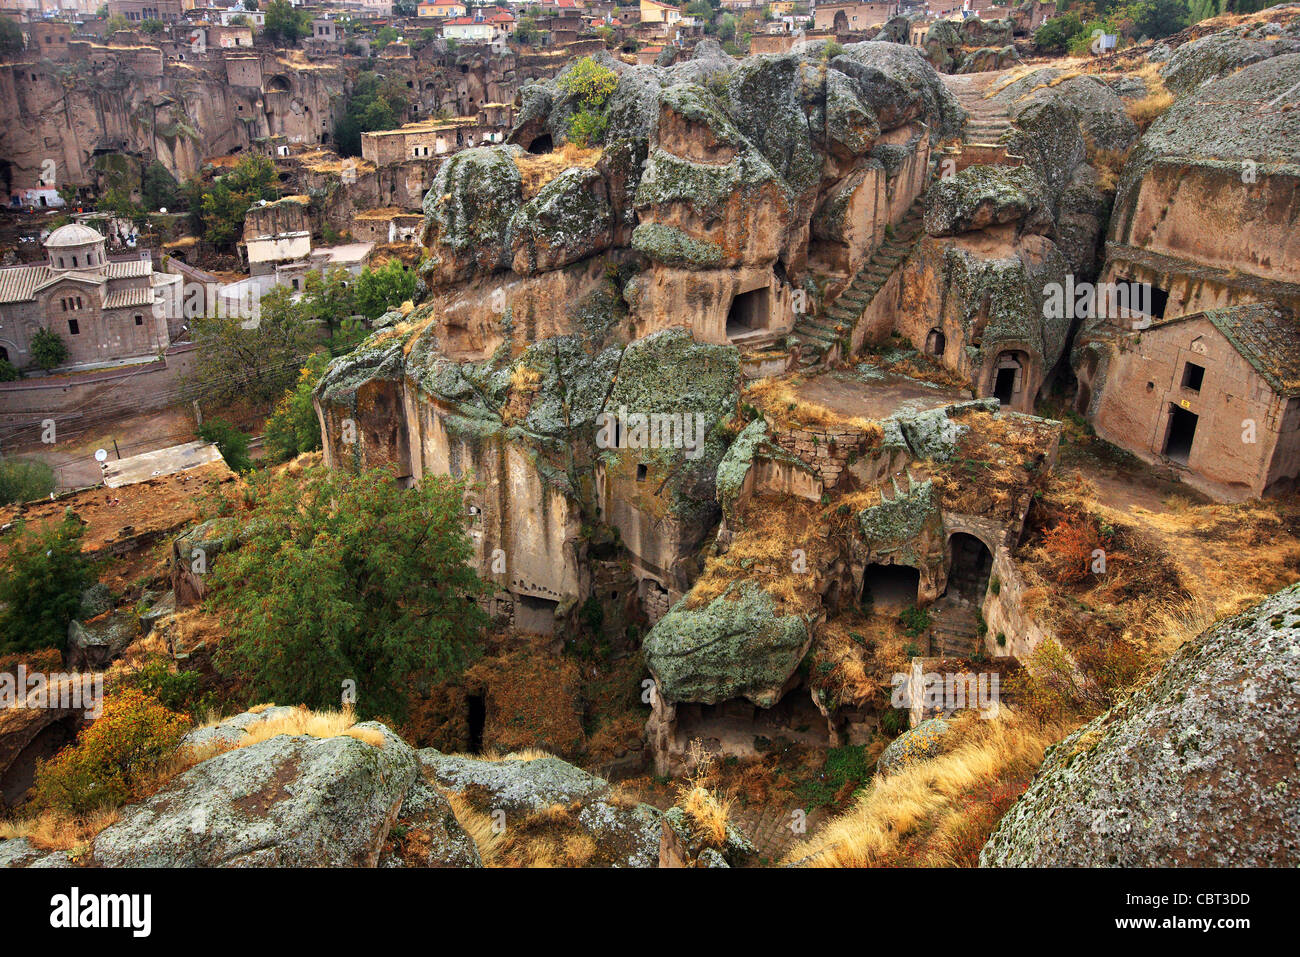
[813,1,899,32]
[0,224,181,370]
[417,0,466,16]
[360,109,513,166]
[1084,303,1300,499]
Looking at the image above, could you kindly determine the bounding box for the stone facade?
[0,224,180,369]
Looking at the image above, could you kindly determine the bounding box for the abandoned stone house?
[813,1,900,34]
[360,109,515,167]
[1073,53,1300,498]
[1084,303,1300,499]
[0,224,180,369]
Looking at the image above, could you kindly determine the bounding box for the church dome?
[45,223,105,248]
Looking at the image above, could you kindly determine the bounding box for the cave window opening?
[861,563,920,614]
[528,133,553,154]
[726,286,771,340]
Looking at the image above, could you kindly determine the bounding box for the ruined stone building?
[1073,42,1300,498]
[0,224,180,368]
[309,40,1091,768]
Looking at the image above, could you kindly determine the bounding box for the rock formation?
[981,583,1300,867]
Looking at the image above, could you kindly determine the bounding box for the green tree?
[0,513,93,655]
[0,16,24,55]
[334,70,411,157]
[299,266,357,337]
[264,352,330,460]
[30,328,69,370]
[105,12,130,32]
[373,25,400,51]
[141,159,179,212]
[0,358,19,382]
[184,154,278,251]
[1130,0,1189,38]
[353,258,415,320]
[211,466,488,718]
[243,0,259,9]
[140,17,165,34]
[0,458,54,505]
[199,417,253,472]
[188,285,318,406]
[264,0,311,46]
[1034,12,1085,52]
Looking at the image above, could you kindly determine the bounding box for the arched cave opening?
[528,133,553,154]
[946,533,993,602]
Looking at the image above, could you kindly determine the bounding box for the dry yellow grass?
[744,375,883,436]
[513,143,603,199]
[0,808,119,855]
[783,714,1070,867]
[686,494,824,613]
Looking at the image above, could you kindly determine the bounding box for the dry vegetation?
[686,493,826,613]
[783,713,1068,867]
[513,143,603,199]
[744,374,883,437]
[929,407,1057,518]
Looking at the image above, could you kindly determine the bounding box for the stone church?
[0,224,181,369]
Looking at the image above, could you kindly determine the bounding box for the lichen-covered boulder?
[92,722,418,867]
[419,750,662,867]
[832,41,964,141]
[420,146,524,283]
[877,717,952,777]
[662,804,757,867]
[958,46,1019,74]
[981,584,1300,867]
[1161,27,1300,96]
[998,71,1138,156]
[509,166,614,275]
[379,775,482,868]
[644,581,813,707]
[0,839,71,868]
[66,613,136,670]
[924,164,1052,237]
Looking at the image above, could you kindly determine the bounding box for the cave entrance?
[992,352,1024,406]
[1,715,79,808]
[466,694,486,754]
[947,533,993,602]
[1163,405,1198,465]
[862,563,920,614]
[926,328,946,357]
[515,594,559,634]
[528,133,553,154]
[726,286,771,341]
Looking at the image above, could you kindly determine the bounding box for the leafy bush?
[28,689,189,816]
[898,604,931,639]
[120,660,210,718]
[567,109,608,148]
[796,744,869,809]
[212,466,488,719]
[0,513,92,655]
[264,353,330,461]
[1033,13,1084,52]
[0,458,54,505]
[0,358,19,381]
[29,328,69,370]
[199,418,252,473]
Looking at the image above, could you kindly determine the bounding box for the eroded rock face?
[981,584,1300,867]
[924,165,1052,238]
[1161,23,1300,95]
[379,776,482,868]
[93,722,418,867]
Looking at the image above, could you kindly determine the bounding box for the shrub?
[120,660,210,718]
[28,689,189,816]
[567,109,608,148]
[0,358,18,381]
[1042,514,1105,584]
[212,466,488,720]
[1033,13,1084,53]
[264,353,330,461]
[29,328,69,370]
[898,604,931,639]
[0,458,55,505]
[199,418,252,473]
[0,513,92,655]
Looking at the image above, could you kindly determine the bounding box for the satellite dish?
[94,448,108,463]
